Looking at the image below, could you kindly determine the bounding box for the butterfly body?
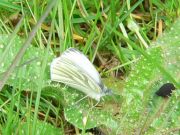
[50,48,111,101]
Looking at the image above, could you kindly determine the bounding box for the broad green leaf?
[0,35,54,91]
[62,86,119,130]
[119,18,180,134]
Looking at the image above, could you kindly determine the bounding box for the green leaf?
[0,35,54,91]
[61,87,119,130]
[119,18,180,134]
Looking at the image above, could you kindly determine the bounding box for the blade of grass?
[0,1,22,11]
[32,4,57,133]
[101,0,143,45]
[57,0,64,53]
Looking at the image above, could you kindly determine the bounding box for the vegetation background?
[0,0,179,134]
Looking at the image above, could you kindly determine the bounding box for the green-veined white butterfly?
[50,48,112,101]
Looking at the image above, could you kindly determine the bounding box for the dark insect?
[86,127,106,135]
[156,83,176,97]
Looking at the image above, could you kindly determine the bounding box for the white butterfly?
[50,48,112,101]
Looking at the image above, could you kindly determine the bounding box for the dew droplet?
[83,116,87,126]
[37,62,41,65]
[0,44,4,49]
[1,63,4,67]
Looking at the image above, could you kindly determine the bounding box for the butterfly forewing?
[63,48,102,85]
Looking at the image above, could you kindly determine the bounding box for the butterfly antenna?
[72,95,89,106]
[90,100,100,110]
